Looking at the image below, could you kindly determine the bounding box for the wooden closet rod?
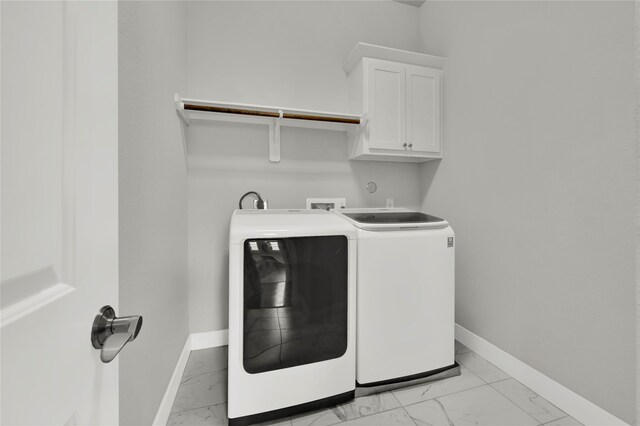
[183,103,361,125]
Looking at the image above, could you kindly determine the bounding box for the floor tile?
[403,398,452,426]
[170,345,577,426]
[289,408,341,426]
[455,340,471,355]
[183,347,228,378]
[167,403,227,425]
[492,378,566,424]
[339,408,415,426]
[405,385,538,426]
[456,351,509,383]
[331,392,401,421]
[392,365,485,406]
[171,370,228,413]
[542,416,583,426]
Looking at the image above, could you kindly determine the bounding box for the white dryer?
[228,209,356,425]
[333,208,457,389]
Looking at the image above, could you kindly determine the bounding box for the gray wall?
[636,2,640,423]
[186,1,424,333]
[118,2,189,425]
[418,1,636,423]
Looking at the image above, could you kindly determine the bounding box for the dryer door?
[243,236,348,374]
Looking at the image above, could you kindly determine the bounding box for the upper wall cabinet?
[344,43,445,163]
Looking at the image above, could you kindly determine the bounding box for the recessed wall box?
[306,198,347,211]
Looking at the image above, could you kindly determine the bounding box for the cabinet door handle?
[408,143,413,149]
[402,142,408,149]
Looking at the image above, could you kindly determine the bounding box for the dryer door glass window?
[243,236,348,374]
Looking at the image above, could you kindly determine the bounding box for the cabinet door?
[406,65,441,154]
[366,59,406,151]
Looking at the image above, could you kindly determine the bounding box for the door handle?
[91,305,143,363]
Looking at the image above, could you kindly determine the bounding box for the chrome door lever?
[91,305,143,363]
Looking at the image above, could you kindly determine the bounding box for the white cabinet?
[367,59,406,151]
[345,44,444,162]
[406,65,441,155]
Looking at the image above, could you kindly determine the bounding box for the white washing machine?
[228,209,357,425]
[333,208,456,389]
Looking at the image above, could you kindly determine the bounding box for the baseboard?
[152,335,192,426]
[152,330,229,425]
[455,324,628,426]
[190,329,229,350]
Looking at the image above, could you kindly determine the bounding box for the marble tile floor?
[167,341,582,426]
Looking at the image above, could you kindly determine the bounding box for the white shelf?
[175,94,365,163]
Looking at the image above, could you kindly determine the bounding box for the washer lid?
[342,211,444,224]
[334,208,449,230]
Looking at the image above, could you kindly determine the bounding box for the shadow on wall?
[418,159,441,208]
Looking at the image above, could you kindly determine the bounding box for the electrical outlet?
[386,198,394,208]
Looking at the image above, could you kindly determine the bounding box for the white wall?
[418,2,636,423]
[186,1,423,333]
[636,3,640,423]
[118,2,189,425]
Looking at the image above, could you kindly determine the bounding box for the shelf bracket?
[175,93,189,163]
[268,110,283,163]
[174,93,191,126]
[348,113,368,142]
[359,113,368,129]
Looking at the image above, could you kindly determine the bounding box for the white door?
[406,65,442,154]
[366,59,406,151]
[1,2,119,425]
